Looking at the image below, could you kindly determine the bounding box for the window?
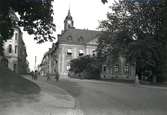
[15,45,17,54]
[66,65,70,71]
[15,33,18,40]
[92,50,96,56]
[79,50,84,56]
[67,49,72,56]
[8,44,12,53]
[78,36,84,42]
[13,64,17,72]
[67,36,72,41]
[103,65,106,72]
[124,64,129,72]
[114,64,119,72]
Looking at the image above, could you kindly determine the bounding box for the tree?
[0,0,56,55]
[98,0,162,81]
[69,55,101,79]
[159,0,167,81]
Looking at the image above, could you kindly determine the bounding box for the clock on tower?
[64,9,74,30]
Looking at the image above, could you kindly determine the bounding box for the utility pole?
[34,56,37,71]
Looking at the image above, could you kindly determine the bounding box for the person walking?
[55,72,59,82]
[34,70,38,80]
[46,73,50,80]
[135,74,140,86]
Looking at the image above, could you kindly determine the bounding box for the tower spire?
[64,7,74,31]
[68,8,71,16]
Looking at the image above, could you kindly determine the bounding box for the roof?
[58,28,101,45]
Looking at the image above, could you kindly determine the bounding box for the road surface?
[47,78,167,115]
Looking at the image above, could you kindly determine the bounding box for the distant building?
[39,43,58,76]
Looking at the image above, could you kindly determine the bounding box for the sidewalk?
[0,75,77,115]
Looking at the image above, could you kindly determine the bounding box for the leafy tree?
[159,0,167,81]
[98,0,162,81]
[69,55,101,79]
[0,0,56,55]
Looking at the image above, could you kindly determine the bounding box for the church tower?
[64,9,74,31]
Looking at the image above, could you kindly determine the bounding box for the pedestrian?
[135,74,140,86]
[46,73,50,80]
[34,70,38,80]
[55,73,59,82]
[31,71,34,80]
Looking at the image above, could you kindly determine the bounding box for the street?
[47,78,167,115]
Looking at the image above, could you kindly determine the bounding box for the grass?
[0,65,41,95]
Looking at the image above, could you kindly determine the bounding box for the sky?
[23,0,114,71]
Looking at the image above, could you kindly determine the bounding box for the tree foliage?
[98,0,163,81]
[0,0,55,55]
[69,55,101,79]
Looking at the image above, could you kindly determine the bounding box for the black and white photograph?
[0,0,167,115]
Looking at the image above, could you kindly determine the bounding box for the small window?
[8,44,12,53]
[66,65,70,71]
[67,49,72,56]
[15,45,17,54]
[114,64,119,72]
[103,65,106,72]
[92,50,96,56]
[15,33,18,40]
[79,50,84,56]
[124,64,129,72]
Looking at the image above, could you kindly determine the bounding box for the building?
[39,9,135,80]
[39,43,58,76]
[3,27,28,73]
[2,12,28,73]
[56,10,101,78]
[101,54,136,80]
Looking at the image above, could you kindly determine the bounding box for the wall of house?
[3,28,28,73]
[58,44,96,78]
[100,56,135,80]
[3,28,19,72]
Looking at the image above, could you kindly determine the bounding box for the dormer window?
[67,49,72,56]
[67,36,72,41]
[79,50,84,56]
[78,36,84,42]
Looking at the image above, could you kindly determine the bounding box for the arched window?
[8,44,12,53]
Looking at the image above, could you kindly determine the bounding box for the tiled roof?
[58,28,101,45]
